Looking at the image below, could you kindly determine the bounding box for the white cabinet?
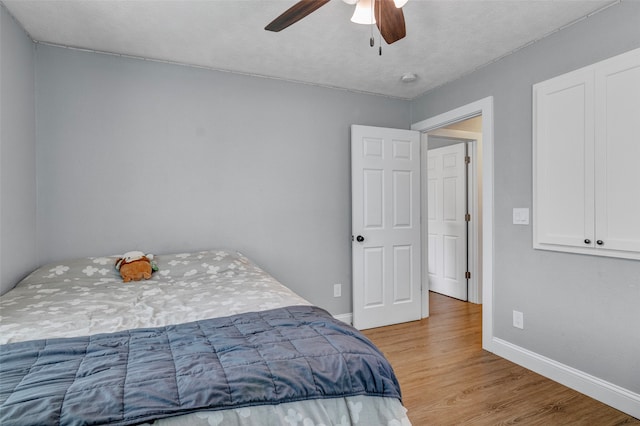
[533,48,640,260]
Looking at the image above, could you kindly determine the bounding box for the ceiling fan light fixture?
[351,0,375,25]
[266,0,406,48]
[394,0,409,7]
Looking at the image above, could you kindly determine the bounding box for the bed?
[0,249,411,425]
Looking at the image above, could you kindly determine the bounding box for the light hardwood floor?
[363,292,639,425]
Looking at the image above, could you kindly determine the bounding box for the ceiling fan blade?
[265,0,331,32]
[374,0,406,44]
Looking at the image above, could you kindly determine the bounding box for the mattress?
[0,249,411,425]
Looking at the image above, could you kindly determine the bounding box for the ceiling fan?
[265,0,407,46]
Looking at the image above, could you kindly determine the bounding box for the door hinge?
[465,271,471,280]
[465,213,471,222]
[465,156,471,164]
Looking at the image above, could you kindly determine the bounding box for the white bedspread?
[0,250,310,344]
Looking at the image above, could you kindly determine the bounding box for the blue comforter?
[0,306,401,425]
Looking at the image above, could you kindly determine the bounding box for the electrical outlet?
[513,310,524,329]
[333,283,342,298]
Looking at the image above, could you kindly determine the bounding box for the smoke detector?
[400,73,417,83]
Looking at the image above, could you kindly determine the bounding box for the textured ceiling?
[2,0,618,99]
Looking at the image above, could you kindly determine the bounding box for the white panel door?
[351,125,421,330]
[427,143,467,301]
[594,49,640,253]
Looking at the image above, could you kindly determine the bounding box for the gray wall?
[34,44,410,314]
[0,5,37,295]
[412,1,640,393]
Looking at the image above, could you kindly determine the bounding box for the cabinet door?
[533,68,595,250]
[594,49,640,254]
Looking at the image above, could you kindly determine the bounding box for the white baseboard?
[334,313,353,325]
[491,337,640,419]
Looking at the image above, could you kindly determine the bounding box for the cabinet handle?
[596,240,604,246]
[584,239,591,244]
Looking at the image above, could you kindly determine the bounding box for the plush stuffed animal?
[115,251,156,282]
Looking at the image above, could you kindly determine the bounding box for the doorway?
[425,116,482,303]
[412,96,494,351]
[426,138,477,302]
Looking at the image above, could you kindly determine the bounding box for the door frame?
[412,96,495,352]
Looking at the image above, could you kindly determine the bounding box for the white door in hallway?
[351,125,422,330]
[427,143,468,300]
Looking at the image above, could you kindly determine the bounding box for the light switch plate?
[513,208,530,225]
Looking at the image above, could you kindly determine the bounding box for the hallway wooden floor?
[363,292,639,425]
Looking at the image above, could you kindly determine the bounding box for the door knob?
[584,239,591,244]
[596,240,604,246]
[356,235,365,242]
